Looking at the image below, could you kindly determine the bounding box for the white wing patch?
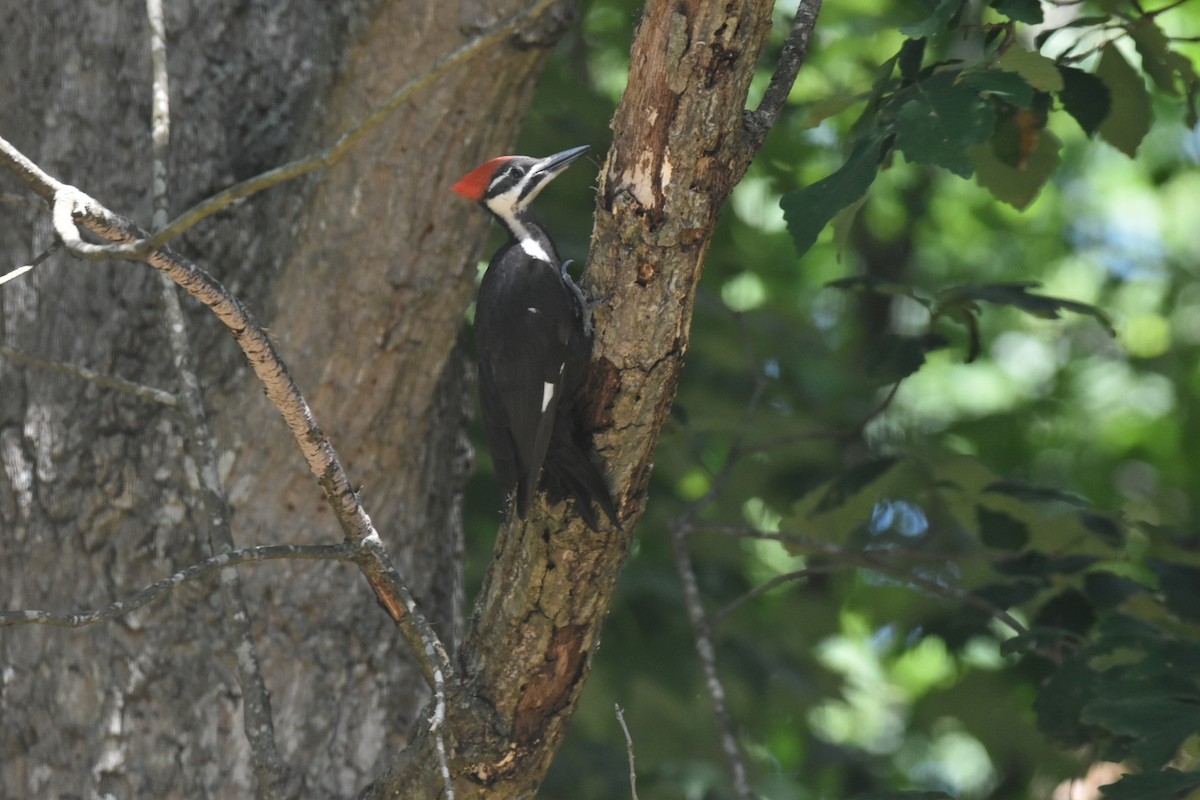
[541,381,556,412]
[520,238,551,262]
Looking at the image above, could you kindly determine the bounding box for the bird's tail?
[541,428,620,532]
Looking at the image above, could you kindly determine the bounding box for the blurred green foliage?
[464,0,1200,796]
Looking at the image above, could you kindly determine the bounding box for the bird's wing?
[477,260,576,516]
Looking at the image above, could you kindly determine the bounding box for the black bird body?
[452,145,618,530]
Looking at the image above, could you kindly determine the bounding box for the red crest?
[450,156,514,201]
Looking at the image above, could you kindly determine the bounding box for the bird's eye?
[490,165,526,194]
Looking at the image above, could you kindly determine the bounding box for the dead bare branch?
[142,1,286,794]
[670,520,754,800]
[615,704,641,800]
[0,344,179,407]
[0,133,452,692]
[0,240,59,285]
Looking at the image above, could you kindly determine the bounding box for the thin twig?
[697,525,1033,642]
[430,694,455,800]
[711,567,828,627]
[143,1,286,795]
[0,543,356,628]
[352,535,455,800]
[670,521,755,800]
[744,0,824,151]
[614,704,640,800]
[0,240,60,285]
[663,314,767,800]
[0,344,179,406]
[0,263,34,285]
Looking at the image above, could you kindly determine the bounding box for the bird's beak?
[533,145,590,181]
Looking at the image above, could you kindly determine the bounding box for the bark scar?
[513,624,589,744]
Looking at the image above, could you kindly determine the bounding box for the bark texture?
[0,0,561,796]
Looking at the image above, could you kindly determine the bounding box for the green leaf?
[937,282,1115,333]
[784,459,914,546]
[976,580,1046,612]
[862,791,955,800]
[1083,690,1200,768]
[899,38,927,82]
[1099,769,1200,800]
[969,126,1060,209]
[963,68,1037,107]
[865,333,949,382]
[1084,571,1144,610]
[977,505,1029,550]
[984,94,1050,168]
[1129,17,1180,95]
[799,92,869,128]
[1034,655,1097,745]
[1057,65,1112,136]
[1149,561,1200,623]
[781,136,884,257]
[1001,625,1081,657]
[1127,18,1200,126]
[996,47,1064,92]
[983,478,1087,506]
[1033,588,1096,634]
[990,0,1043,24]
[814,458,899,514]
[1095,44,1152,157]
[830,193,871,256]
[1080,511,1124,547]
[895,74,996,177]
[901,0,966,37]
[994,551,1095,578]
[1036,15,1112,49]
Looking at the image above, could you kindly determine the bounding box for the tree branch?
[743,0,824,152]
[0,240,59,285]
[0,344,179,407]
[0,134,452,692]
[670,521,755,800]
[366,0,818,792]
[711,567,827,627]
[614,704,641,800]
[142,1,286,795]
[697,525,1034,643]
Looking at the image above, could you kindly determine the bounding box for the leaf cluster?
[783,0,1199,256]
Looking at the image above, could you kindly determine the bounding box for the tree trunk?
[363,0,785,795]
[0,0,562,796]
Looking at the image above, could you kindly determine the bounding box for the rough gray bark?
[0,0,561,796]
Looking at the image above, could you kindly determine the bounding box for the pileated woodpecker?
[451,145,619,530]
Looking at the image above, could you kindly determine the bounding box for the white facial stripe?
[541,381,556,412]
[487,203,552,263]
